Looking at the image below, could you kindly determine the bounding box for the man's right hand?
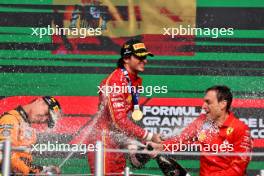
[151,134,162,143]
[146,142,163,158]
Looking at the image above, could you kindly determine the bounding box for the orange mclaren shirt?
[0,108,37,175]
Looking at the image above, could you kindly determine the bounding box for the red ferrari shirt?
[96,68,147,139]
[162,112,252,176]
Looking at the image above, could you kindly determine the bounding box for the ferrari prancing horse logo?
[226,127,234,135]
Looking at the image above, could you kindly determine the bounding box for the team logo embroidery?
[226,127,234,135]
[1,129,11,137]
[198,131,206,142]
[133,43,146,50]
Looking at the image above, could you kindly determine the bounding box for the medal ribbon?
[121,67,140,107]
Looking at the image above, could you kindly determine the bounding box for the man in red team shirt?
[87,39,161,175]
[148,85,252,176]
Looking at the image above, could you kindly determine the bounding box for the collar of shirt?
[221,112,235,128]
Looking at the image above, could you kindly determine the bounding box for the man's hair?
[117,56,130,68]
[206,85,233,111]
[117,57,125,68]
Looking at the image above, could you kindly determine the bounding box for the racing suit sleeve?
[11,152,33,174]
[162,116,204,151]
[210,126,252,176]
[105,75,150,140]
[0,113,35,175]
[0,113,19,143]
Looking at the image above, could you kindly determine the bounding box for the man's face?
[125,55,147,73]
[202,90,226,121]
[30,99,50,123]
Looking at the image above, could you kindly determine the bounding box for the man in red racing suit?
[162,112,252,176]
[148,85,252,176]
[87,39,161,175]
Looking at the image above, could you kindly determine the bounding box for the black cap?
[42,96,61,128]
[120,39,154,58]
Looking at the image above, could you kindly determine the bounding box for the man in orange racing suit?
[0,96,62,175]
[87,39,161,175]
[148,85,252,176]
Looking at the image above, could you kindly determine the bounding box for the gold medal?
[132,105,143,121]
[132,109,143,121]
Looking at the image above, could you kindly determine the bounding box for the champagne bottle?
[147,145,190,176]
[129,145,151,169]
[156,155,189,176]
